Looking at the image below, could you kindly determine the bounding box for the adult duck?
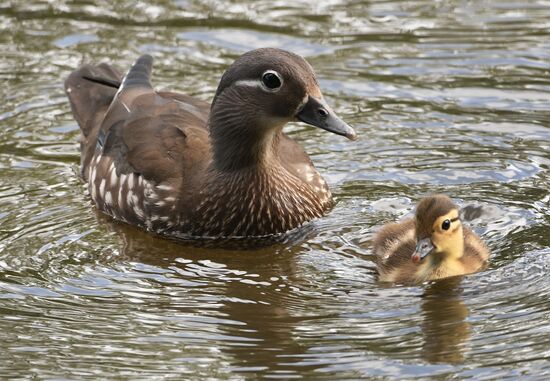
[65,48,356,238]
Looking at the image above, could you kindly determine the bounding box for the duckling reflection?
[374,194,490,284]
[97,213,318,378]
[420,277,470,364]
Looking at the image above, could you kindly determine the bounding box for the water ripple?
[1,0,549,379]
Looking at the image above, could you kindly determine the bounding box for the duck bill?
[412,238,434,264]
[296,96,357,140]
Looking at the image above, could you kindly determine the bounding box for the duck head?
[412,195,464,264]
[209,48,356,171]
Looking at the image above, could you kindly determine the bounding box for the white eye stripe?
[233,70,284,93]
[234,79,263,88]
[233,78,279,93]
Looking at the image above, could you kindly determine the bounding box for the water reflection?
[421,278,470,364]
[2,0,550,378]
[108,215,475,373]
[103,216,317,377]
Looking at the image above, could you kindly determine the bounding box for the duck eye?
[441,219,451,230]
[261,71,282,90]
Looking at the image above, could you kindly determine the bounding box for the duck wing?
[65,55,211,231]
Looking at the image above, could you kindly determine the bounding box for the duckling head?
[209,48,356,171]
[412,195,464,264]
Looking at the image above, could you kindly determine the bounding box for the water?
[1,0,549,379]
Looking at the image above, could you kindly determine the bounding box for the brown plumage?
[64,49,356,238]
[373,194,489,284]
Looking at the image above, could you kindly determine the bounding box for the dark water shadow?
[98,213,320,377]
[94,209,318,251]
[421,277,470,364]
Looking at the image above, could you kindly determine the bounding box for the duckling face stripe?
[432,211,461,234]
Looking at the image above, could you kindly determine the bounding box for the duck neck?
[195,90,331,237]
[209,89,285,172]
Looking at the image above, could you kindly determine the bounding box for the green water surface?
[1,1,549,379]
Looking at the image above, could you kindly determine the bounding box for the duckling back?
[373,218,419,283]
[461,227,490,273]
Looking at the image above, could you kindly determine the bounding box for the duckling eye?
[261,70,282,91]
[441,219,451,230]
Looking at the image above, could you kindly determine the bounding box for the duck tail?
[81,74,121,89]
[64,62,123,137]
[119,54,153,90]
[77,54,154,91]
[65,55,154,137]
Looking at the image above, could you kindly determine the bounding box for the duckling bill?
[373,195,489,284]
[65,48,356,238]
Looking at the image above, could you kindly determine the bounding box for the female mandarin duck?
[65,49,356,238]
[373,194,489,284]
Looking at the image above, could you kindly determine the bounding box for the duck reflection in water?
[97,213,319,378]
[420,277,470,364]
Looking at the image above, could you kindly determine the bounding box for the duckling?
[373,195,489,284]
[65,49,356,239]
